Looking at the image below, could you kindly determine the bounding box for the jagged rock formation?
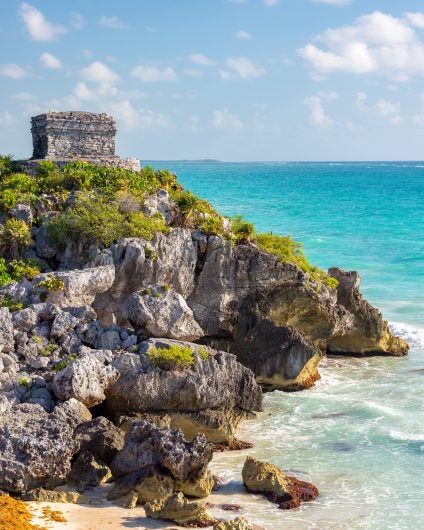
[242,456,318,510]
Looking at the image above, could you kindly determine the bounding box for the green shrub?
[18,378,30,390]
[231,215,255,241]
[147,345,195,370]
[41,343,58,356]
[197,216,223,236]
[47,195,168,249]
[126,211,169,240]
[144,246,158,261]
[0,259,12,286]
[255,233,338,289]
[36,275,65,292]
[0,258,41,287]
[0,155,14,178]
[0,297,24,311]
[9,259,41,281]
[54,355,77,372]
[142,288,152,295]
[162,284,170,292]
[0,219,32,258]
[152,292,161,298]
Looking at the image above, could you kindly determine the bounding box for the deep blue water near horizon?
[146,161,424,529]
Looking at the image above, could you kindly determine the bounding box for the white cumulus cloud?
[213,109,244,129]
[139,109,174,130]
[80,61,120,84]
[299,11,424,78]
[40,52,62,69]
[0,63,27,79]
[223,57,265,79]
[263,0,280,6]
[190,53,216,66]
[19,2,66,41]
[404,12,424,29]
[131,65,177,82]
[305,96,334,126]
[99,16,128,29]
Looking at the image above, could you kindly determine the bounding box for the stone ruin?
[18,111,139,173]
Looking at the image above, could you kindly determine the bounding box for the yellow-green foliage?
[8,259,41,281]
[175,190,225,234]
[231,215,255,241]
[255,233,338,289]
[0,173,37,210]
[54,355,77,372]
[47,195,169,248]
[0,219,32,259]
[198,347,209,361]
[147,345,196,370]
[36,275,65,292]
[0,155,14,178]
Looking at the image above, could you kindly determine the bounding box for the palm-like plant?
[0,218,32,259]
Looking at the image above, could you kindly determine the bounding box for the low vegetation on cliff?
[0,155,337,289]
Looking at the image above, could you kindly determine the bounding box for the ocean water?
[147,161,424,530]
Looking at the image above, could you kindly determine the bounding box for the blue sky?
[1,0,424,160]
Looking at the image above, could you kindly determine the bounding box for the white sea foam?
[389,321,424,349]
[389,430,424,444]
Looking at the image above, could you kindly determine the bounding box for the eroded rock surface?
[242,456,318,510]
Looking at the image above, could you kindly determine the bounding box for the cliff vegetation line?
[0,155,337,290]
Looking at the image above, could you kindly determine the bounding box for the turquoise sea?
[147,161,424,530]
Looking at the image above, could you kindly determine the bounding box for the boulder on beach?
[242,456,318,510]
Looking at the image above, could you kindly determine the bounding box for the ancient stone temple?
[19,111,139,173]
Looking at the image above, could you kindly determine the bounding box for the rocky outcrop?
[106,339,262,442]
[242,456,318,510]
[124,288,204,341]
[74,416,125,463]
[326,268,408,356]
[52,348,119,408]
[0,403,80,493]
[214,517,265,530]
[144,492,216,527]
[111,421,212,482]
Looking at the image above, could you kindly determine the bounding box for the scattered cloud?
[101,100,139,129]
[318,90,339,100]
[40,52,62,69]
[0,111,15,126]
[183,68,204,78]
[190,53,216,66]
[376,98,402,124]
[355,91,367,110]
[413,93,424,123]
[213,109,244,129]
[139,109,174,130]
[221,57,266,79]
[0,63,27,79]
[131,65,177,82]
[70,12,84,30]
[74,81,118,101]
[305,96,334,126]
[99,15,128,30]
[236,30,252,40]
[263,0,280,6]
[299,11,424,78]
[11,92,33,100]
[80,61,120,84]
[19,2,66,41]
[311,0,352,5]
